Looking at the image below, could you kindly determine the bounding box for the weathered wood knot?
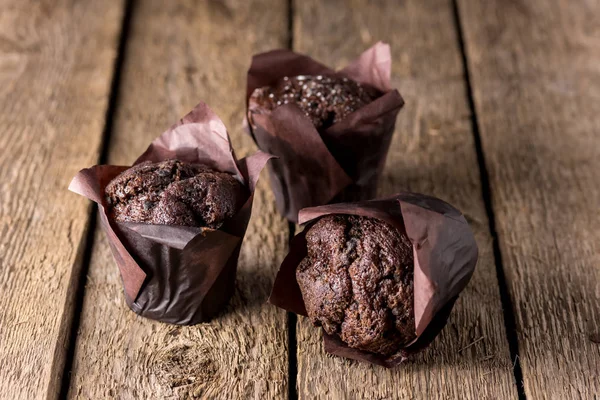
[152,342,218,397]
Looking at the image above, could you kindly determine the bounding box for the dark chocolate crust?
[250,75,378,129]
[105,160,246,228]
[296,215,416,356]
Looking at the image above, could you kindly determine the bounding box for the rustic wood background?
[0,0,598,399]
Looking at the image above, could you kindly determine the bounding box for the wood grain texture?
[293,0,518,398]
[457,1,600,398]
[0,0,124,399]
[66,1,290,399]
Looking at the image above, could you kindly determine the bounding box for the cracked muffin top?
[105,159,247,229]
[250,75,379,130]
[296,214,416,356]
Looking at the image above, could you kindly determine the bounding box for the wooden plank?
[0,1,125,399]
[293,0,518,398]
[66,1,290,399]
[457,1,600,398]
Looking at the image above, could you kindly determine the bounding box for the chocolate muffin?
[105,159,247,229]
[296,215,416,356]
[250,75,378,129]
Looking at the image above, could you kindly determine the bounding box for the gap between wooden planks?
[0,0,125,399]
[457,0,600,398]
[66,1,290,399]
[292,0,518,398]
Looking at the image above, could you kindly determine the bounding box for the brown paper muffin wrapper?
[246,42,405,222]
[269,193,478,367]
[69,102,273,325]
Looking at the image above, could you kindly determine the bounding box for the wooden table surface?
[0,0,598,399]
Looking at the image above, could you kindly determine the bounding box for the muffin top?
[296,214,416,356]
[105,159,247,229]
[250,75,378,129]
